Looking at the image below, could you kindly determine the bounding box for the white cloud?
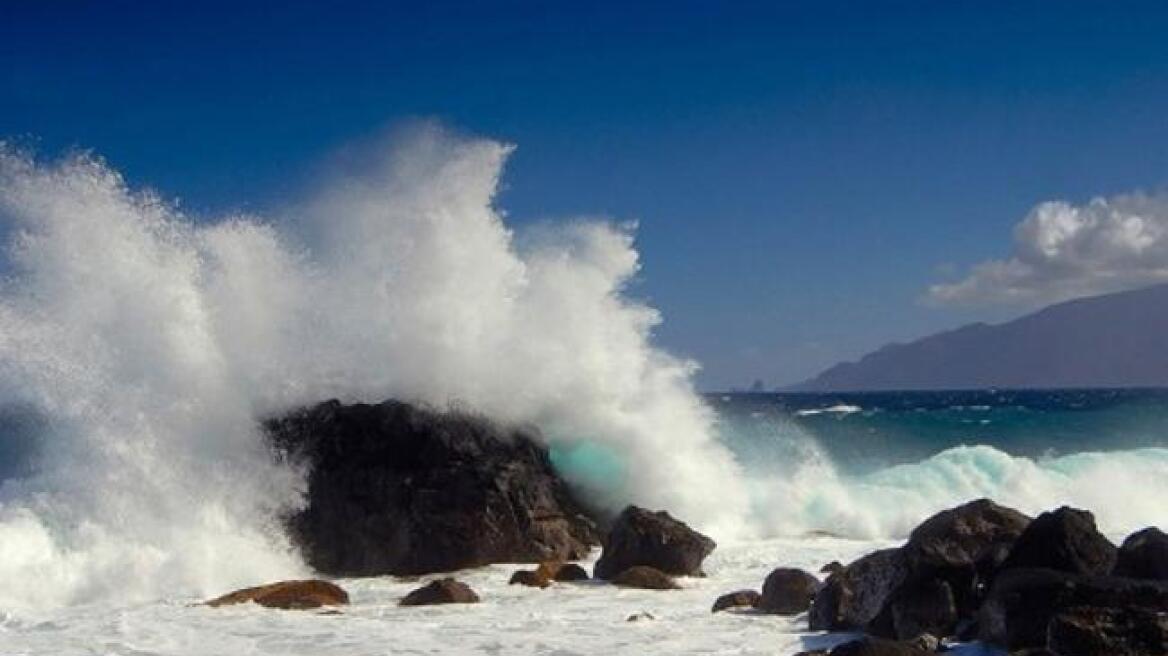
[928,192,1168,306]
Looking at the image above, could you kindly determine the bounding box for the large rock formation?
[592,506,715,580]
[999,506,1117,576]
[266,399,599,576]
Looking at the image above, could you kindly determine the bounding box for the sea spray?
[0,129,750,608]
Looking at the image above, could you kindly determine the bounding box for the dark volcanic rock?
[887,579,957,641]
[1047,605,1168,656]
[978,568,1168,650]
[266,399,599,576]
[509,569,550,588]
[758,567,818,615]
[828,637,932,655]
[1115,527,1168,581]
[592,506,715,580]
[205,579,349,609]
[711,589,761,613]
[400,578,480,606]
[810,548,909,632]
[611,566,680,590]
[550,562,590,582]
[999,506,1117,576]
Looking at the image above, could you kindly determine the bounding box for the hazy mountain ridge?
[794,283,1168,391]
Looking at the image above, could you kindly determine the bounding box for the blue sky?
[4,1,1168,389]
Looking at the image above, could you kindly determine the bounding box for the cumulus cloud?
[928,192,1168,306]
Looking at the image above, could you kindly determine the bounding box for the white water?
[0,128,747,611]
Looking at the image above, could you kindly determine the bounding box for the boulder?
[758,567,818,615]
[810,548,909,632]
[550,562,590,582]
[821,561,845,577]
[1047,605,1168,656]
[887,579,957,641]
[265,399,599,576]
[611,566,680,590]
[999,506,1117,576]
[977,568,1168,650]
[828,637,932,655]
[399,578,480,606]
[509,569,550,588]
[204,579,349,610]
[711,589,761,613]
[900,498,1030,616]
[593,506,715,580]
[1114,527,1168,581]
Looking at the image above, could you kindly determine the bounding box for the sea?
[3,388,1165,656]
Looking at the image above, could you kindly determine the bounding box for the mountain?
[793,283,1168,391]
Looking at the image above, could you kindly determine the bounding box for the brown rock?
[509,569,550,588]
[593,506,715,579]
[758,567,818,615]
[711,589,761,613]
[399,578,480,606]
[205,579,349,610]
[611,566,680,590]
[551,563,590,582]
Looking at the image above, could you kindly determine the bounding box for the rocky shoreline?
[207,398,1168,656]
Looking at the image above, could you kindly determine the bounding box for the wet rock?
[509,569,550,588]
[711,589,761,613]
[626,611,656,621]
[399,578,480,606]
[1114,527,1168,581]
[204,579,350,610]
[888,579,957,641]
[904,633,939,652]
[1047,605,1168,656]
[810,548,909,632]
[550,562,590,582]
[828,637,932,655]
[611,566,680,590]
[758,567,818,615]
[266,399,599,576]
[977,568,1168,650]
[821,561,845,577]
[999,506,1117,577]
[593,506,715,580]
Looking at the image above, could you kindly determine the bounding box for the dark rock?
[546,562,589,582]
[399,578,480,606]
[626,611,656,621]
[611,566,680,590]
[999,506,1117,576]
[592,506,715,580]
[821,561,845,577]
[509,569,549,588]
[204,579,350,609]
[888,579,957,641]
[1047,605,1168,656]
[1115,527,1168,581]
[266,399,599,576]
[711,589,761,613]
[828,637,932,655]
[977,568,1168,650]
[758,567,818,615]
[901,498,1030,616]
[904,634,939,652]
[810,548,909,632]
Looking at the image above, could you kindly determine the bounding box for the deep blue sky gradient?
[4,1,1168,388]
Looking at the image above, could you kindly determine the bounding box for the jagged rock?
[711,589,761,613]
[1047,605,1168,656]
[900,498,1030,616]
[204,579,349,609]
[828,637,932,655]
[977,568,1168,650]
[592,506,715,580]
[1114,527,1168,581]
[399,578,480,606]
[509,569,550,588]
[550,562,589,582]
[758,568,818,615]
[265,399,599,576]
[810,548,909,632]
[999,506,1117,576]
[888,579,957,641]
[611,566,680,590]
